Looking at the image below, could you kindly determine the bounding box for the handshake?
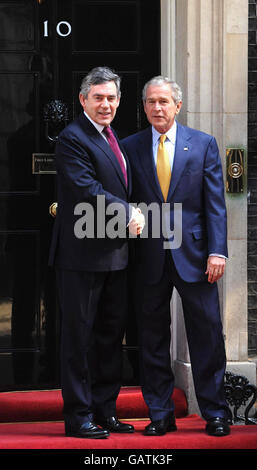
[128,207,145,236]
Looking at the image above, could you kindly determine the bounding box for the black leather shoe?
[65,421,109,439]
[96,416,134,433]
[205,417,230,437]
[144,413,177,436]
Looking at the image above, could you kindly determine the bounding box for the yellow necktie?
[157,135,171,201]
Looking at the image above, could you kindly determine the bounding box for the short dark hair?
[80,66,121,98]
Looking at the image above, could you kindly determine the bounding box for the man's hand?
[205,256,226,283]
[128,208,145,236]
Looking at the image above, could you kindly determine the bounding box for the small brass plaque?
[32,153,56,174]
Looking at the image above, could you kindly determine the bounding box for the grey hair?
[80,66,121,98]
[142,76,183,104]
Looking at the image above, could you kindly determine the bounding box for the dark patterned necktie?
[103,126,127,186]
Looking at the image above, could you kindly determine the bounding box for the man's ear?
[176,101,182,115]
[79,93,86,109]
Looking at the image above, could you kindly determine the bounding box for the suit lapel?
[118,138,132,196]
[137,124,192,202]
[137,127,164,201]
[167,123,192,200]
[78,113,129,192]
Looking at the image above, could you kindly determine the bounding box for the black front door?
[0,0,160,391]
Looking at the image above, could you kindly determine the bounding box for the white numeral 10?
[44,20,72,37]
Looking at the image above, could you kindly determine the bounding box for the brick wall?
[248,0,257,356]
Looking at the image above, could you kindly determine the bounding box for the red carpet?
[0,386,187,423]
[0,387,256,453]
[0,415,256,450]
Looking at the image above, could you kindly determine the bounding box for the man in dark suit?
[49,67,144,438]
[122,76,230,437]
